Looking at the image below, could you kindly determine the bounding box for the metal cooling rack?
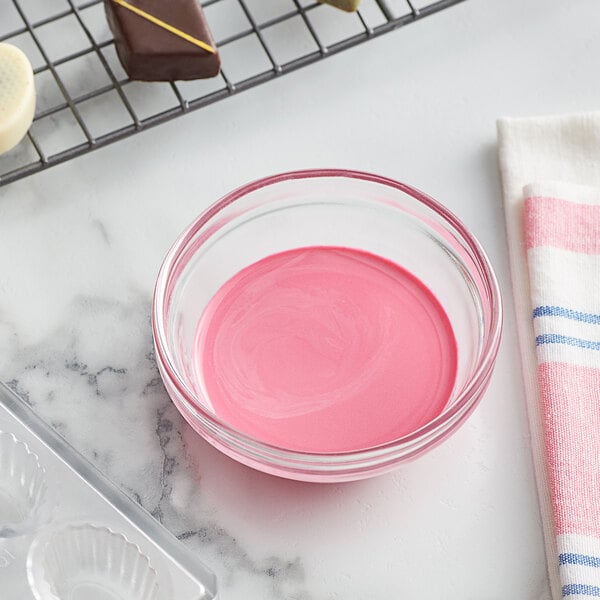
[0,0,464,186]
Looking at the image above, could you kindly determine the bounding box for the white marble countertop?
[1,0,599,597]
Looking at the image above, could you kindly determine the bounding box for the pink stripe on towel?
[525,196,600,252]
[538,361,600,537]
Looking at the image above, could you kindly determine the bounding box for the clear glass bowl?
[152,170,502,482]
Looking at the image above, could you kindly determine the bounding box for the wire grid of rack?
[0,0,464,186]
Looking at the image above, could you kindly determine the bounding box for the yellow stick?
[111,0,216,54]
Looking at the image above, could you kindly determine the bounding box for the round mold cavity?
[0,430,50,538]
[27,523,161,600]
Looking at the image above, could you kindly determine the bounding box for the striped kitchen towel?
[498,114,600,600]
[526,181,600,599]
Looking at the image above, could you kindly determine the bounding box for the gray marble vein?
[0,291,315,599]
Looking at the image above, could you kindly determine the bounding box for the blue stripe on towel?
[536,334,600,351]
[560,553,600,568]
[563,584,600,597]
[534,306,600,325]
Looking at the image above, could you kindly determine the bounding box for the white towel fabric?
[497,113,600,600]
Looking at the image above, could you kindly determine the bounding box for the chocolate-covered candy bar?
[319,0,362,11]
[104,0,220,81]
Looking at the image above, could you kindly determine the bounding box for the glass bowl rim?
[152,168,503,460]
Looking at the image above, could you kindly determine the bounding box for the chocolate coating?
[104,0,220,81]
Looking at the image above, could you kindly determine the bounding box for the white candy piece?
[0,43,36,155]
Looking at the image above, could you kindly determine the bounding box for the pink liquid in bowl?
[192,246,458,453]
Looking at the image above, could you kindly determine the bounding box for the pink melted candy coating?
[192,246,458,453]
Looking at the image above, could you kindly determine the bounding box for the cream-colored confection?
[319,0,362,11]
[0,43,36,155]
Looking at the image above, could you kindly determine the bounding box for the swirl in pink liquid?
[193,247,457,453]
